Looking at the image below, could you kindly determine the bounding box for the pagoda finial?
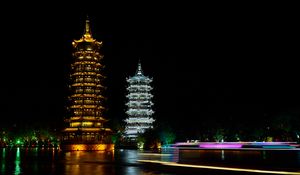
[83,15,92,38]
[136,59,143,75]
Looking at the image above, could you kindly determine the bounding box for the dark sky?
[0,3,299,131]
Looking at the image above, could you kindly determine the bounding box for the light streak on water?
[138,160,300,174]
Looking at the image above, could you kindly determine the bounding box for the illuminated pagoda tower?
[61,17,113,151]
[124,61,155,140]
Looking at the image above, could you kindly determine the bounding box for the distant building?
[61,17,113,151]
[124,61,155,140]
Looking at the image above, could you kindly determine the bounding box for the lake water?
[1,147,299,174]
[0,148,174,175]
[176,148,300,171]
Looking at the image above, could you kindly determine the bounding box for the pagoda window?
[71,122,81,127]
[85,78,93,82]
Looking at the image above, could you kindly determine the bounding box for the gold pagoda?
[61,17,113,151]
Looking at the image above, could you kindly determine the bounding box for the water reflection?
[262,150,267,160]
[1,148,5,174]
[0,148,173,175]
[124,166,140,175]
[64,150,115,175]
[221,150,225,160]
[1,147,299,174]
[63,149,164,175]
[14,147,21,175]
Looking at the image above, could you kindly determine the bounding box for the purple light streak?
[199,143,243,148]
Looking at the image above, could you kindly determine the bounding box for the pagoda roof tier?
[71,75,105,79]
[73,54,103,60]
[126,94,153,97]
[71,103,105,107]
[68,119,106,123]
[126,93,153,97]
[71,83,97,87]
[127,91,153,94]
[126,100,153,103]
[74,52,102,56]
[127,88,152,91]
[126,99,153,102]
[72,82,102,85]
[127,77,152,83]
[73,61,102,65]
[126,101,153,105]
[124,116,154,121]
[126,125,153,129]
[73,74,104,77]
[124,118,155,123]
[127,90,152,93]
[127,85,152,90]
[126,114,155,118]
[70,105,104,109]
[64,119,106,123]
[72,72,99,76]
[63,128,112,132]
[65,116,108,123]
[74,50,102,54]
[126,96,153,100]
[126,109,154,112]
[69,116,107,121]
[126,126,154,129]
[72,40,102,48]
[71,75,104,79]
[125,122,155,125]
[127,61,152,82]
[71,94,104,98]
[72,62,102,66]
[126,106,153,109]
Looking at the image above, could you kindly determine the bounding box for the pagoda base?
[61,143,114,151]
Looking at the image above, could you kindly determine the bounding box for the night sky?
[0,3,299,135]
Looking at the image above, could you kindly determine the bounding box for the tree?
[159,127,176,145]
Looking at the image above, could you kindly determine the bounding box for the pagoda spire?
[83,15,92,39]
[72,15,101,46]
[136,59,143,75]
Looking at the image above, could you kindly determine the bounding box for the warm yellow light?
[98,144,106,150]
[70,117,80,120]
[83,105,97,108]
[81,128,100,131]
[70,122,81,127]
[66,144,114,151]
[83,116,96,120]
[72,144,87,151]
[64,128,77,131]
[82,122,93,127]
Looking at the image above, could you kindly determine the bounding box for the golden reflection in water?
[52,148,55,159]
[64,150,115,175]
[61,150,160,175]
